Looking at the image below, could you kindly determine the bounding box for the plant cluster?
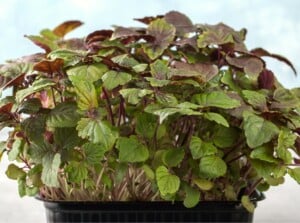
[1,11,300,211]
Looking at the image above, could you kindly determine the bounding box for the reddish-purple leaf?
[111,27,140,39]
[165,11,195,35]
[53,20,83,38]
[33,58,64,74]
[226,55,264,75]
[85,30,113,45]
[258,69,275,89]
[175,36,198,51]
[134,15,164,24]
[251,48,297,75]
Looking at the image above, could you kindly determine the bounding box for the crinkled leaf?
[169,61,218,81]
[156,166,180,196]
[192,91,240,109]
[21,114,46,143]
[17,98,42,114]
[67,63,108,83]
[143,19,176,60]
[82,142,106,165]
[163,148,185,167]
[251,159,280,178]
[190,136,217,159]
[226,55,264,75]
[288,168,300,184]
[165,11,195,36]
[65,161,88,183]
[77,118,117,150]
[242,90,267,111]
[48,49,86,67]
[111,54,139,68]
[116,136,149,162]
[53,20,83,38]
[102,71,132,90]
[54,128,81,150]
[120,88,153,105]
[212,126,239,148]
[16,78,55,103]
[199,155,227,179]
[272,88,300,110]
[241,195,255,213]
[243,112,279,148]
[72,81,98,110]
[47,102,80,128]
[155,92,178,106]
[6,164,26,180]
[111,26,139,40]
[150,59,169,79]
[250,146,278,163]
[41,153,61,187]
[132,64,148,73]
[183,185,200,208]
[145,77,170,87]
[275,130,296,163]
[204,112,229,127]
[135,113,158,139]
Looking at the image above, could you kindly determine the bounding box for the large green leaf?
[251,159,282,178]
[73,81,98,110]
[183,184,200,208]
[21,114,46,143]
[111,54,139,68]
[199,155,227,179]
[101,71,132,90]
[5,164,26,180]
[212,126,239,148]
[48,49,86,66]
[8,139,23,161]
[203,112,229,127]
[116,136,149,162]
[135,113,158,139]
[41,153,61,187]
[192,91,240,109]
[67,63,108,83]
[250,146,278,163]
[143,19,176,60]
[243,112,279,148]
[155,92,178,107]
[77,118,118,150]
[120,88,153,105]
[82,142,106,165]
[47,102,80,128]
[156,166,180,196]
[16,78,55,103]
[53,128,81,150]
[65,161,88,183]
[150,59,169,79]
[163,148,185,167]
[242,90,267,111]
[275,130,296,163]
[190,136,217,159]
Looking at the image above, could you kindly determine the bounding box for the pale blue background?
[0,0,300,222]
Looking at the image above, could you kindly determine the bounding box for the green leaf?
[77,118,117,150]
[41,153,61,187]
[251,159,280,178]
[48,49,86,66]
[8,139,23,161]
[47,102,80,128]
[16,78,55,103]
[21,114,46,143]
[65,161,88,183]
[192,91,240,109]
[135,113,158,139]
[6,164,26,180]
[17,98,42,114]
[199,155,227,179]
[145,77,170,87]
[193,178,214,191]
[150,59,169,79]
[67,63,108,83]
[83,142,106,164]
[250,146,278,163]
[275,130,296,163]
[120,88,153,105]
[190,136,217,159]
[272,88,300,110]
[224,185,237,200]
[142,164,155,180]
[204,112,229,127]
[102,71,132,90]
[54,128,81,150]
[163,148,185,167]
[155,93,178,106]
[241,195,255,213]
[111,54,139,68]
[243,112,279,148]
[143,19,176,60]
[25,35,58,52]
[132,64,148,73]
[72,80,99,110]
[288,168,300,184]
[116,136,149,162]
[183,185,200,208]
[212,126,238,148]
[156,166,180,196]
[242,90,267,111]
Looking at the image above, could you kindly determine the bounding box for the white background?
[0,0,300,222]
